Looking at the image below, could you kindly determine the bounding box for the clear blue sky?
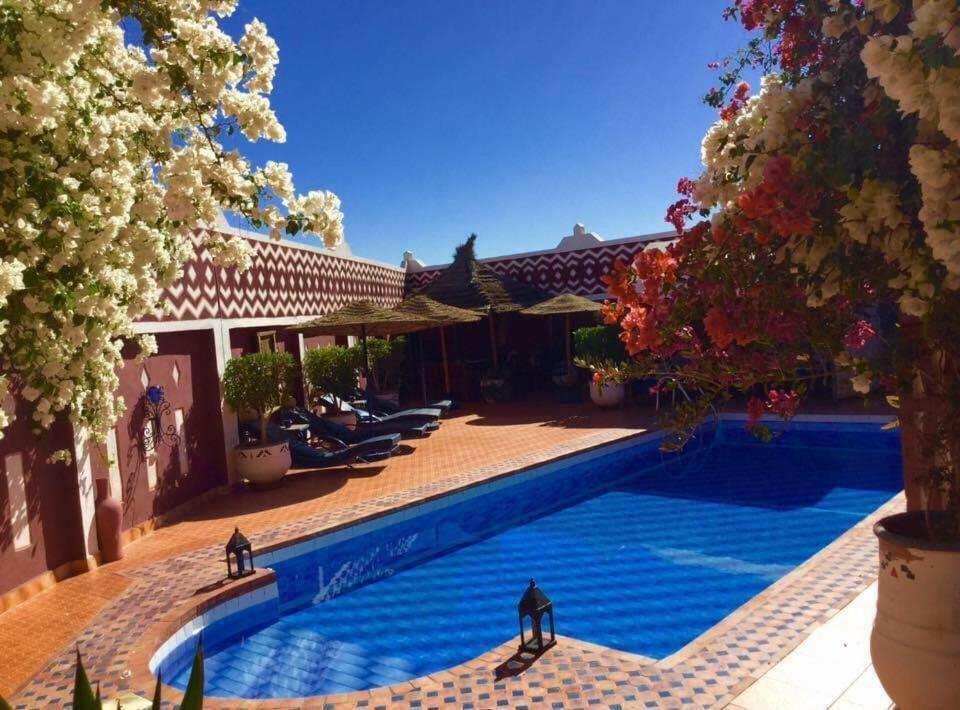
[219,1,752,265]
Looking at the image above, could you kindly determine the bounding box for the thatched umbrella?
[289,300,435,382]
[395,294,482,395]
[520,293,602,375]
[417,234,549,369]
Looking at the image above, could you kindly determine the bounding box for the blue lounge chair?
[317,394,441,432]
[359,392,454,417]
[280,406,432,441]
[240,422,400,468]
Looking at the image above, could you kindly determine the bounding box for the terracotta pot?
[589,382,625,408]
[871,511,960,709]
[95,478,123,562]
[235,440,291,489]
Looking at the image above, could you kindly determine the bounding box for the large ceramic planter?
[871,511,960,710]
[234,440,291,489]
[95,478,123,562]
[589,382,625,408]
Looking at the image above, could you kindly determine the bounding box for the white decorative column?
[214,320,240,483]
[72,426,100,562]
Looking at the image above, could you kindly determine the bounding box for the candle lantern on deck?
[226,527,254,579]
[518,579,556,655]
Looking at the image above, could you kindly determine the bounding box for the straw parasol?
[417,234,549,368]
[520,293,602,375]
[289,300,435,379]
[395,294,482,396]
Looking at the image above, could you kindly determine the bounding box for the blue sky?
[219,1,752,265]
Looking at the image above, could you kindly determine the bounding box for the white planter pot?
[234,440,291,489]
[871,512,960,710]
[589,382,625,408]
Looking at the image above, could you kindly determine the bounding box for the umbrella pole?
[418,332,428,405]
[360,324,370,400]
[488,312,499,370]
[440,325,451,396]
[565,313,572,376]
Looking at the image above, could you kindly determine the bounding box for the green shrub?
[303,345,358,409]
[573,325,627,368]
[0,641,206,709]
[360,336,406,392]
[222,351,297,444]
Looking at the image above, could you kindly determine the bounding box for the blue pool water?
[164,420,901,698]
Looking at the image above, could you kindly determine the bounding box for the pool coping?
[13,415,902,708]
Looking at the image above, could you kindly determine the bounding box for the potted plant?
[870,394,960,710]
[303,344,359,425]
[361,336,406,402]
[573,325,629,407]
[479,367,514,403]
[222,351,296,488]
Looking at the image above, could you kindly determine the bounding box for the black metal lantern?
[518,579,556,655]
[226,527,254,579]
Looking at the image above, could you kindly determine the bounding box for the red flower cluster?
[602,248,683,357]
[704,306,756,349]
[720,81,751,120]
[844,319,878,351]
[735,156,817,240]
[746,389,800,429]
[767,388,800,419]
[735,0,823,72]
[665,199,695,234]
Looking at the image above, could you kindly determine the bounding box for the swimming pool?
[160,418,901,699]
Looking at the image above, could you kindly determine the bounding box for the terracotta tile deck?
[0,400,653,701]
[1,400,901,709]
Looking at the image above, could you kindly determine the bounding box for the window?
[257,330,277,353]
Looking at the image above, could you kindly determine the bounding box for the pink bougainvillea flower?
[844,320,878,351]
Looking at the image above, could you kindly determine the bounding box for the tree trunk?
[259,413,268,446]
[898,386,959,512]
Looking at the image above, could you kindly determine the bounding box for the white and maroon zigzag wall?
[405,237,658,298]
[141,230,667,325]
[140,229,406,323]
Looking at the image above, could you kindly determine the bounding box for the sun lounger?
[359,392,454,417]
[280,406,433,440]
[316,394,441,431]
[240,422,400,468]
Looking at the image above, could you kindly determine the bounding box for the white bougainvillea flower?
[0,1,344,441]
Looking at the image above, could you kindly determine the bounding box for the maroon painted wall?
[0,393,85,598]
[89,330,228,532]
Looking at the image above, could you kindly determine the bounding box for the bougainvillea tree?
[0,0,344,445]
[603,0,960,514]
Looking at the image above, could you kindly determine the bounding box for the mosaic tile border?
[11,423,902,709]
